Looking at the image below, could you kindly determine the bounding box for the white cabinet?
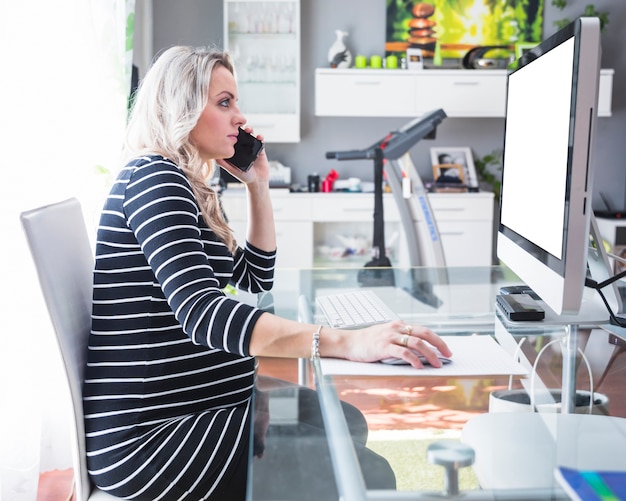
[224,0,300,142]
[414,71,505,117]
[220,191,494,269]
[315,68,614,118]
[223,190,312,269]
[314,71,416,117]
[428,193,494,267]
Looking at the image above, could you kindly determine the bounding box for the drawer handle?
[440,231,465,236]
[435,208,464,212]
[453,81,480,86]
[355,81,381,86]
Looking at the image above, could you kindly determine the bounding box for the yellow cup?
[386,54,398,69]
[354,55,367,68]
[370,55,382,69]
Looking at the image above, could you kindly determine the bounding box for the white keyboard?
[316,289,399,329]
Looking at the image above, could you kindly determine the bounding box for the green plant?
[552,0,610,32]
[474,149,503,201]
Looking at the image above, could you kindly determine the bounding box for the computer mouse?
[380,351,452,366]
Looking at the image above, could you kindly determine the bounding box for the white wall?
[150,0,626,211]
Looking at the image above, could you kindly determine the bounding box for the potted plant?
[552,0,610,32]
[474,149,503,202]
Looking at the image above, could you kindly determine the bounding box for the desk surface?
[247,266,626,500]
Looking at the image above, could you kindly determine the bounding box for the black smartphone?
[225,127,264,172]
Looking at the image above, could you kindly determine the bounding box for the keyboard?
[316,289,399,329]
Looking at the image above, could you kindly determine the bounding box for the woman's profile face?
[190,64,245,163]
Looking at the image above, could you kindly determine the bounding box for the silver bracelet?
[311,325,322,360]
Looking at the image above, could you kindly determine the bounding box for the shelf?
[315,68,614,118]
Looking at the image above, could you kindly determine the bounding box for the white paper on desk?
[320,335,528,377]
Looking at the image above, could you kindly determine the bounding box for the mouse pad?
[320,334,528,377]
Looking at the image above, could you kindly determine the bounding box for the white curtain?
[0,0,135,490]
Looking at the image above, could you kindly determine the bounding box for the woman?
[85,45,452,500]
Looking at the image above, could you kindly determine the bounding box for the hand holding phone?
[225,127,264,172]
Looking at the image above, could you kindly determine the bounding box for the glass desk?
[248,266,626,500]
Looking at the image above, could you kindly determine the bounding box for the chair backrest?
[20,198,97,501]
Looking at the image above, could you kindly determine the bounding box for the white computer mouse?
[380,350,452,366]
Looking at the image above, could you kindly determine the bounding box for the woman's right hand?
[217,128,270,185]
[341,320,453,369]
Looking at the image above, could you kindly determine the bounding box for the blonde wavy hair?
[122,46,237,252]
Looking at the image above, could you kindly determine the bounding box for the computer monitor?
[497,17,603,318]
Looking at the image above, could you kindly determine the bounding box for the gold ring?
[400,334,410,346]
[405,324,413,335]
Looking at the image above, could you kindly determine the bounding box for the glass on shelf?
[234,52,296,84]
[228,1,296,35]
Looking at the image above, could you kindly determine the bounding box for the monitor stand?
[498,214,623,328]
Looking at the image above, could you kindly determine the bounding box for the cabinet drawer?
[221,194,247,221]
[271,195,311,221]
[439,221,493,267]
[275,222,312,268]
[312,195,400,221]
[230,220,311,269]
[315,70,415,117]
[416,73,505,117]
[221,192,311,221]
[430,194,494,221]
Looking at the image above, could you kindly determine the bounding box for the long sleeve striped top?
[84,155,276,500]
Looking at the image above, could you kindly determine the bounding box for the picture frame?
[430,147,477,188]
[385,1,544,60]
[432,163,465,184]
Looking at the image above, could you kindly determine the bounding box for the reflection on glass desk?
[247,266,626,500]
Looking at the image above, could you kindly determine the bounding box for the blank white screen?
[500,38,575,260]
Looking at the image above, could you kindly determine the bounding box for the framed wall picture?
[430,147,477,188]
[385,1,544,59]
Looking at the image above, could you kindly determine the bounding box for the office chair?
[20,198,116,501]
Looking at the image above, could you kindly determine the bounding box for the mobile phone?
[225,127,264,172]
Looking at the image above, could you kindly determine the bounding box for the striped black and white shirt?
[84,155,276,500]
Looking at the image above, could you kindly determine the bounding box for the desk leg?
[561,324,578,414]
[298,357,308,386]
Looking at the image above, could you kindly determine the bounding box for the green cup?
[386,54,398,69]
[354,55,367,68]
[370,55,382,69]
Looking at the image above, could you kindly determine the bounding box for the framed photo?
[432,163,465,184]
[430,147,477,188]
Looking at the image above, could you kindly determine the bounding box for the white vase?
[328,29,352,68]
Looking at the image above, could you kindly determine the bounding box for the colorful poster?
[386,0,544,59]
